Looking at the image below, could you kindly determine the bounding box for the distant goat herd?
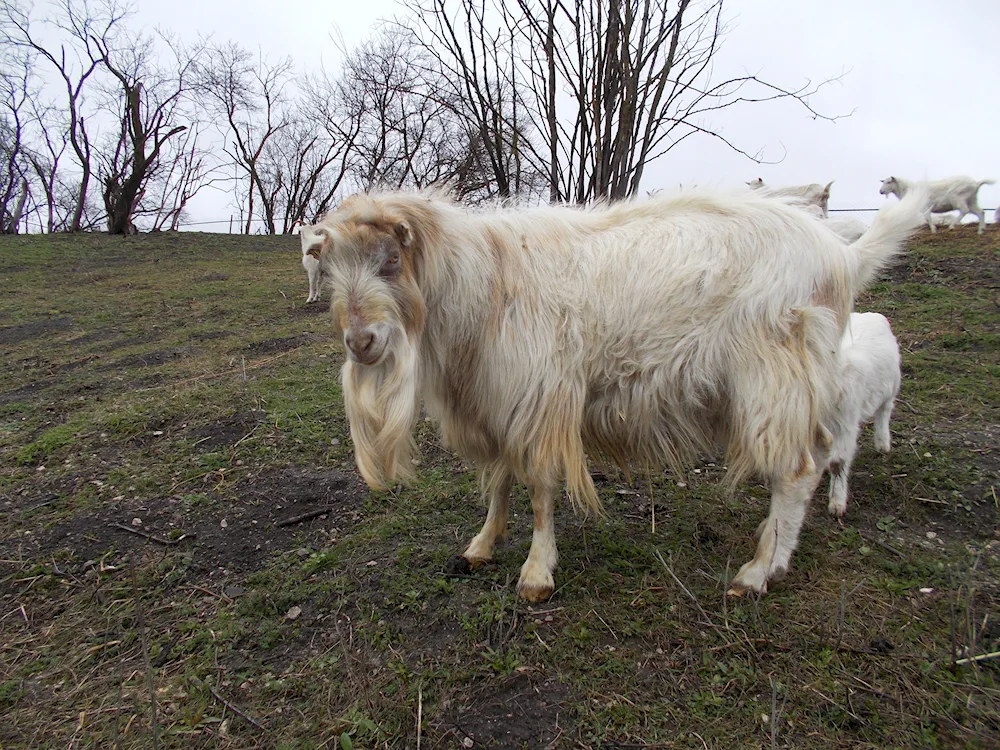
[295,173,993,602]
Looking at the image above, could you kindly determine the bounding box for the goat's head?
[879,177,898,197]
[304,193,436,489]
[746,177,764,190]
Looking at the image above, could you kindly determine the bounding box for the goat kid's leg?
[461,468,513,568]
[826,421,860,519]
[872,398,895,453]
[517,481,559,603]
[730,463,823,596]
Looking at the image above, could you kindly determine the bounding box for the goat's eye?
[380,253,401,276]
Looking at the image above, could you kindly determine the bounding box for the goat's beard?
[341,327,420,490]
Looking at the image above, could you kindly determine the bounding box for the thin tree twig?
[275,507,334,528]
[128,554,158,750]
[111,523,191,546]
[416,685,423,750]
[953,650,1000,666]
[209,685,266,730]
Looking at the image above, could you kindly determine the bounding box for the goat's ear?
[395,221,412,249]
[300,225,328,259]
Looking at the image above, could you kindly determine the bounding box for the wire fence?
[171,206,1000,233]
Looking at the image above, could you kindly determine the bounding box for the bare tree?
[334,30,470,193]
[401,0,544,202]
[0,0,131,230]
[196,43,295,234]
[142,123,220,231]
[406,0,846,204]
[22,101,71,232]
[91,30,201,233]
[0,50,33,232]
[261,114,352,232]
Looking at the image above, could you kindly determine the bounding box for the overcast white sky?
[136,0,999,227]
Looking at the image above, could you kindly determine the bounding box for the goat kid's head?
[301,196,430,489]
[879,177,898,197]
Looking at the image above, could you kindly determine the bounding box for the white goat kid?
[305,188,925,601]
[826,312,901,518]
[299,225,327,303]
[879,176,995,235]
[747,178,835,217]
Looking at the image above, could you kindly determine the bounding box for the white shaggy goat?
[303,188,925,601]
[298,225,326,303]
[747,178,835,217]
[929,212,959,230]
[825,312,901,519]
[823,215,868,243]
[879,176,995,234]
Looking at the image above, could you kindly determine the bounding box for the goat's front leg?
[729,459,823,596]
[517,480,559,603]
[461,466,513,568]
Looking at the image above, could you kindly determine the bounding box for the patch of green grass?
[14,422,82,465]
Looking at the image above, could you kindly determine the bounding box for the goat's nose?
[345,329,375,359]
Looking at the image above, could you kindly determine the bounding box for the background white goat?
[298,225,326,303]
[747,178,835,217]
[879,175,995,234]
[305,187,924,602]
[929,212,959,230]
[825,312,902,518]
[823,215,868,243]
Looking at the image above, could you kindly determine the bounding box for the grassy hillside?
[1,226,998,749]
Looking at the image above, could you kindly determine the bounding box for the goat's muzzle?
[345,325,387,365]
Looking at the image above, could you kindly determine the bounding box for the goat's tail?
[978,179,996,189]
[848,187,927,292]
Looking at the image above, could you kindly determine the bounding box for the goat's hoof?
[446,555,488,575]
[730,562,769,596]
[517,581,555,603]
[827,501,847,519]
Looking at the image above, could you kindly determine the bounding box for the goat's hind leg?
[460,464,513,569]
[872,397,895,454]
[972,207,986,235]
[517,479,559,603]
[730,461,823,596]
[306,264,320,303]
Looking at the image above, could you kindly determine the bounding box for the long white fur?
[747,178,835,217]
[880,175,995,235]
[314,186,926,601]
[826,312,901,518]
